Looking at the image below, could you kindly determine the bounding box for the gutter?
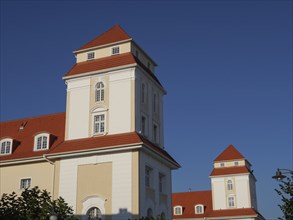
[43,154,54,165]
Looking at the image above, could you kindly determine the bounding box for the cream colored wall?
[0,162,55,195]
[76,42,131,63]
[214,159,245,168]
[76,163,112,218]
[131,151,139,219]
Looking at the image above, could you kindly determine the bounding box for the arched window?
[0,139,13,155]
[195,204,204,214]
[174,206,183,215]
[86,207,102,220]
[96,82,105,102]
[227,179,233,191]
[147,208,153,218]
[34,133,50,151]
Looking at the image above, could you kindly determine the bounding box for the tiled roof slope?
[214,144,245,162]
[0,114,178,166]
[0,113,65,161]
[64,52,163,87]
[210,166,250,177]
[76,25,131,51]
[172,191,261,219]
[172,191,213,219]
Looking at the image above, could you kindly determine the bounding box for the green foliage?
[0,186,77,220]
[275,175,293,220]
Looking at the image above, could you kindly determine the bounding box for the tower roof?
[76,25,131,51]
[214,144,245,162]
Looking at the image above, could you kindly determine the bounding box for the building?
[172,145,265,220]
[0,25,180,220]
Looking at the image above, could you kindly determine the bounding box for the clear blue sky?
[1,1,292,219]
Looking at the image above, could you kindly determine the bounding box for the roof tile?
[214,144,245,162]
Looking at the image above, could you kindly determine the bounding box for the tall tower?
[210,145,258,210]
[64,25,164,148]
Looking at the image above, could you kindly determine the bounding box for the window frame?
[34,133,50,151]
[0,138,13,155]
[20,178,31,189]
[195,204,204,214]
[95,82,105,102]
[227,179,233,191]
[145,166,153,188]
[174,206,183,215]
[111,46,120,55]
[141,115,148,136]
[228,196,235,208]
[87,52,95,60]
[220,162,225,167]
[159,172,165,193]
[141,83,147,104]
[93,113,106,135]
[86,207,102,219]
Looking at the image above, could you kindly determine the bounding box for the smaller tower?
[210,145,258,210]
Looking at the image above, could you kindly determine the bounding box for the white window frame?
[95,82,105,102]
[228,196,235,208]
[0,138,13,155]
[34,133,50,151]
[93,113,106,135]
[174,206,183,215]
[111,46,120,55]
[141,114,148,136]
[159,173,165,193]
[87,52,95,60]
[195,204,204,214]
[153,123,159,144]
[220,162,225,167]
[153,92,158,113]
[227,179,233,191]
[234,161,239,166]
[141,83,147,104]
[20,178,31,189]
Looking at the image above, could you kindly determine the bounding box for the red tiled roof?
[172,191,213,219]
[76,25,131,51]
[214,144,245,162]
[210,166,250,177]
[0,113,65,161]
[172,191,262,219]
[0,114,178,167]
[64,52,163,88]
[65,52,136,77]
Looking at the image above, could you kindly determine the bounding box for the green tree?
[0,186,76,220]
[275,175,293,220]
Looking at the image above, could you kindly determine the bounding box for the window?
[147,62,151,69]
[195,205,204,214]
[220,162,225,167]
[86,207,102,220]
[234,161,239,166]
[141,116,147,136]
[153,124,158,143]
[147,208,153,218]
[228,196,235,208]
[227,180,233,191]
[34,133,49,151]
[112,46,120,55]
[93,114,105,134]
[95,82,105,102]
[174,206,182,215]
[159,173,165,193]
[87,52,95,60]
[141,83,146,103]
[160,212,166,220]
[153,93,158,113]
[135,50,139,58]
[20,178,31,189]
[145,166,152,187]
[0,139,12,155]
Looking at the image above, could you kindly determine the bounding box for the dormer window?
[0,138,13,155]
[220,162,225,167]
[34,133,50,151]
[112,46,120,55]
[174,206,183,215]
[234,161,239,166]
[87,52,95,60]
[195,204,204,214]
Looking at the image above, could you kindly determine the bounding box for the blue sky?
[1,1,292,219]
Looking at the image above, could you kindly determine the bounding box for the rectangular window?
[141,116,147,136]
[228,196,235,208]
[174,206,182,215]
[94,114,105,134]
[20,178,31,189]
[220,162,225,167]
[159,173,165,193]
[112,46,120,55]
[153,93,158,113]
[234,161,239,166]
[87,52,95,60]
[145,166,152,187]
[153,124,158,143]
[141,83,146,103]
